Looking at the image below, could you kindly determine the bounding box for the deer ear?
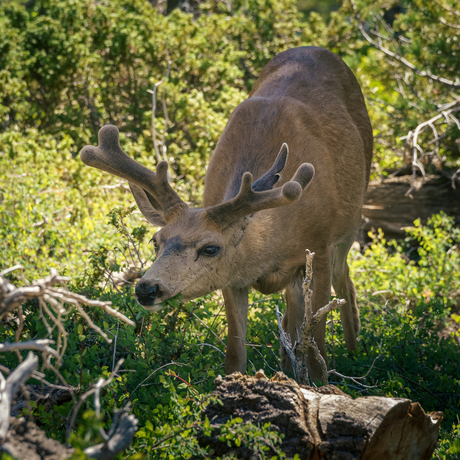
[252,143,289,192]
[129,182,167,226]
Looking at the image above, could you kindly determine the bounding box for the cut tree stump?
[362,174,460,240]
[199,371,443,460]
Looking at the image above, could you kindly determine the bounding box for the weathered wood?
[362,174,460,240]
[277,250,344,386]
[199,371,443,460]
[0,417,73,460]
[0,352,38,441]
[1,411,138,460]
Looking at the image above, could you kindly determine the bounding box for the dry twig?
[358,18,460,89]
[399,103,460,196]
[357,14,460,195]
[277,250,344,385]
[1,266,139,458]
[0,352,38,440]
[83,409,138,460]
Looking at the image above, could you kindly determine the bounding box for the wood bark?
[199,372,443,460]
[362,174,460,240]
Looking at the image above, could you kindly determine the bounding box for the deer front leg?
[222,286,249,374]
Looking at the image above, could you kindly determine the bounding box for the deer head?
[80,125,314,310]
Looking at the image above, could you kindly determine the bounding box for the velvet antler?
[206,161,315,228]
[80,125,187,222]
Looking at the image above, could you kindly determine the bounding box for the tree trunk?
[362,174,460,240]
[199,372,443,460]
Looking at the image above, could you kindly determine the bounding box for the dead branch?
[0,339,61,361]
[1,271,135,326]
[359,9,460,197]
[358,19,460,89]
[83,410,138,460]
[277,250,344,385]
[0,266,134,391]
[435,0,460,17]
[1,268,134,369]
[275,305,297,378]
[452,167,460,189]
[399,103,460,196]
[66,359,124,440]
[440,17,460,28]
[0,352,38,441]
[1,266,139,458]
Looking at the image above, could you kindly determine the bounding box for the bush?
[1,0,459,457]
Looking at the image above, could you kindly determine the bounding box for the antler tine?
[206,162,315,228]
[80,125,186,220]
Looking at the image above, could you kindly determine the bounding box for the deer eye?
[199,245,220,257]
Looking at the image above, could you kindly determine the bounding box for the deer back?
[204,47,372,269]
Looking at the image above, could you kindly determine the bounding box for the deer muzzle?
[135,281,161,309]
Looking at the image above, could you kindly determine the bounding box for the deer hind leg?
[332,241,360,352]
[222,286,249,375]
[281,273,305,372]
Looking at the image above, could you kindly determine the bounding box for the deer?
[80,46,373,383]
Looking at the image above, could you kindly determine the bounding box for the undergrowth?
[1,212,459,458]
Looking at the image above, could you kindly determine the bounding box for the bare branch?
[328,369,378,389]
[0,265,24,277]
[358,21,460,89]
[401,104,460,196]
[83,410,138,460]
[197,343,225,357]
[1,267,138,457]
[112,322,120,371]
[0,365,11,375]
[435,0,460,17]
[277,250,343,385]
[0,352,38,440]
[192,312,226,348]
[440,17,460,28]
[31,372,78,392]
[452,168,460,189]
[74,303,112,344]
[66,359,124,441]
[0,340,61,361]
[302,299,346,339]
[47,287,135,326]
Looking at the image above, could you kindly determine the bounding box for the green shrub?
[1,0,460,457]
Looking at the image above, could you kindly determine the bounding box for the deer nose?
[135,281,160,306]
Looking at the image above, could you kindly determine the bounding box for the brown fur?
[81,47,373,383]
[202,47,372,381]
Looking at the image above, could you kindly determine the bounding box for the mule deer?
[81,47,373,382]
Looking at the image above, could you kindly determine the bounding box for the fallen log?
[199,371,443,460]
[362,174,460,240]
